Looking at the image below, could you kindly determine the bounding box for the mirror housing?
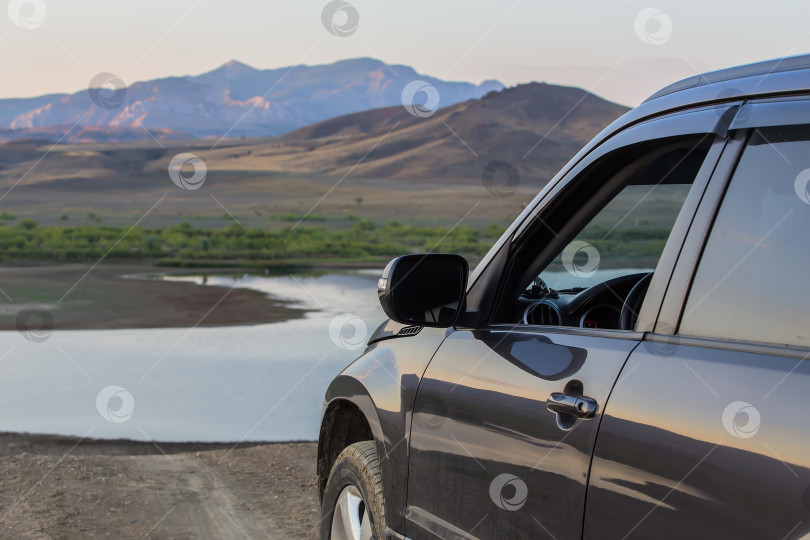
[377,254,469,328]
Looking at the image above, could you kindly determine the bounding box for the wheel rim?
[330,484,372,540]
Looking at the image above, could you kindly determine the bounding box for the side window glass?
[507,135,713,330]
[680,125,810,348]
[539,182,692,290]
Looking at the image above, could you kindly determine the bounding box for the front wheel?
[321,441,386,540]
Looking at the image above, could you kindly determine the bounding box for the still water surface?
[0,270,384,442]
[0,267,647,442]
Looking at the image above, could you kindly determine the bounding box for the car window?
[537,182,692,291]
[679,125,810,348]
[501,135,714,329]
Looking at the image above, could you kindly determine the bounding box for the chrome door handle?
[546,393,598,419]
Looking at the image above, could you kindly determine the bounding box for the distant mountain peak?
[0,57,506,142]
[223,59,253,68]
[212,59,259,77]
[331,57,384,68]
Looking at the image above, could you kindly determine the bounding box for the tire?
[321,440,386,540]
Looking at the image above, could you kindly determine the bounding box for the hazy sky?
[2,0,809,105]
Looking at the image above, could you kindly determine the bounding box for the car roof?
[644,53,810,103]
[570,53,810,173]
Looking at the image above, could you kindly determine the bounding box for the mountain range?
[0,76,630,228]
[0,58,503,142]
[0,56,632,230]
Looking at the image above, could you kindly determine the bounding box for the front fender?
[320,323,453,534]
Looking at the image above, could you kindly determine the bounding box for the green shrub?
[16,218,38,230]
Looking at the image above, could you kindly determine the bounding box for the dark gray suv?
[318,55,810,540]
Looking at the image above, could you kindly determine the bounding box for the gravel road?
[0,433,321,539]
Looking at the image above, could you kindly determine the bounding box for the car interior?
[498,135,714,330]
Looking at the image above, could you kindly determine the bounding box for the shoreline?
[0,431,316,456]
[0,261,380,331]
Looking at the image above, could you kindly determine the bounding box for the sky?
[1,0,809,106]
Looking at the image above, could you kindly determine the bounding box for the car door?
[405,104,741,540]
[584,98,810,539]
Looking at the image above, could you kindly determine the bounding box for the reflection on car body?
[318,55,810,540]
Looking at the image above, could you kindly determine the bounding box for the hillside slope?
[276,81,629,182]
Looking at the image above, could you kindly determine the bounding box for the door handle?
[546,393,598,419]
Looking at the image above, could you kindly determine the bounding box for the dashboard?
[516,272,650,330]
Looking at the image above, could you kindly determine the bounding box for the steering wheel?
[620,272,654,331]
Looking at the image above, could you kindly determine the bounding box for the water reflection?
[0,270,384,442]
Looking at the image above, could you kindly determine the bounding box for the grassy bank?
[0,216,675,270]
[0,218,506,265]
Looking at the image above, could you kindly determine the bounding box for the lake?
[0,267,650,443]
[0,270,385,443]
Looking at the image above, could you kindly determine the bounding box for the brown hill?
[279,82,629,183]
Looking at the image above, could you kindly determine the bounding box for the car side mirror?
[377,254,469,328]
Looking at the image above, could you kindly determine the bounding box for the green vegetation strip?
[0,218,672,267]
[0,218,505,264]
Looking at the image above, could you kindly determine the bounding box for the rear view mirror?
[377,254,469,328]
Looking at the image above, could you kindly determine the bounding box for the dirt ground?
[0,433,321,539]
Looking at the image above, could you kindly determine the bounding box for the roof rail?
[645,54,810,103]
